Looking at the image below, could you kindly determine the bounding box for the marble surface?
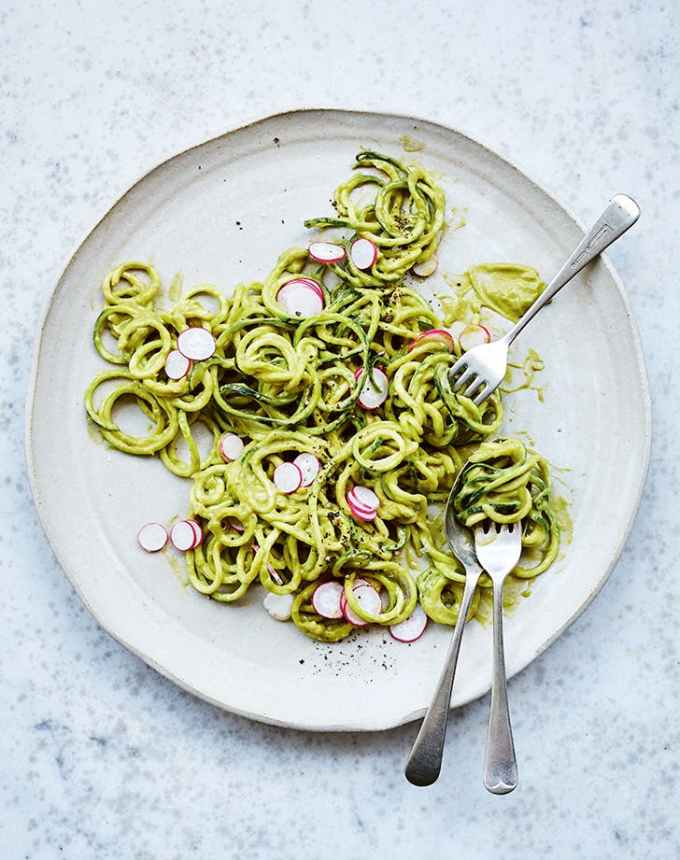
[2,1,678,857]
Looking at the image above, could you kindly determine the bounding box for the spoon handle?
[483,576,518,794]
[405,566,482,786]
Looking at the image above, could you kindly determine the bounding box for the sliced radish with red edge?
[219,433,244,462]
[308,242,346,265]
[349,485,379,511]
[186,519,203,548]
[293,452,320,487]
[343,585,381,626]
[389,605,428,643]
[340,578,373,617]
[348,500,377,523]
[273,462,303,494]
[354,366,389,410]
[408,329,455,353]
[277,281,324,318]
[177,328,216,361]
[447,321,467,339]
[459,324,492,352]
[137,522,168,553]
[350,237,378,270]
[228,517,245,533]
[347,493,375,516]
[170,520,198,552]
[312,582,344,619]
[267,562,284,586]
[254,541,284,585]
[283,277,324,302]
[165,349,192,380]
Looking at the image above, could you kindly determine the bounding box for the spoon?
[404,462,483,786]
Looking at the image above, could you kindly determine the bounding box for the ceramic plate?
[26,110,650,730]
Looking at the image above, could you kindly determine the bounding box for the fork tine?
[449,355,468,377]
[463,375,485,398]
[473,384,490,406]
[451,365,476,392]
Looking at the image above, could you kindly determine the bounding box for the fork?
[449,194,641,404]
[474,522,522,794]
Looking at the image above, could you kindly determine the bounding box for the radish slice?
[164,349,192,380]
[412,256,438,277]
[448,320,467,339]
[267,562,284,586]
[309,242,346,264]
[312,582,344,619]
[177,328,216,361]
[273,462,303,494]
[390,605,428,643]
[277,281,324,318]
[263,592,294,621]
[339,578,372,616]
[170,520,197,552]
[347,492,375,516]
[253,542,282,584]
[227,517,245,533]
[282,277,324,302]
[350,237,378,270]
[349,485,379,511]
[353,577,372,590]
[343,585,382,626]
[408,329,455,353]
[355,366,389,410]
[345,493,378,523]
[137,522,168,553]
[293,452,320,487]
[186,519,203,548]
[459,324,492,352]
[219,432,244,462]
[347,497,377,522]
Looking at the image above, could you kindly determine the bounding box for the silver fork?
[474,522,522,794]
[449,194,641,404]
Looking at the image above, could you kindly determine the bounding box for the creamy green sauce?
[399,134,425,152]
[553,496,573,545]
[449,208,467,231]
[503,347,545,402]
[440,272,481,323]
[168,273,183,303]
[466,264,545,322]
[163,546,190,585]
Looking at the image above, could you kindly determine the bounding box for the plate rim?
[25,107,652,731]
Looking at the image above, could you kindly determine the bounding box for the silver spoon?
[404,464,483,787]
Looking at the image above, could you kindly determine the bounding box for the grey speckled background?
[2,1,679,858]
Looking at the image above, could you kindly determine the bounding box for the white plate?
[26,110,650,731]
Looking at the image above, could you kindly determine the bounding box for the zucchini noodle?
[452,438,560,577]
[85,152,562,642]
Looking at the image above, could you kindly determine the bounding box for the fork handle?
[484,576,518,794]
[505,194,640,345]
[404,565,482,786]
